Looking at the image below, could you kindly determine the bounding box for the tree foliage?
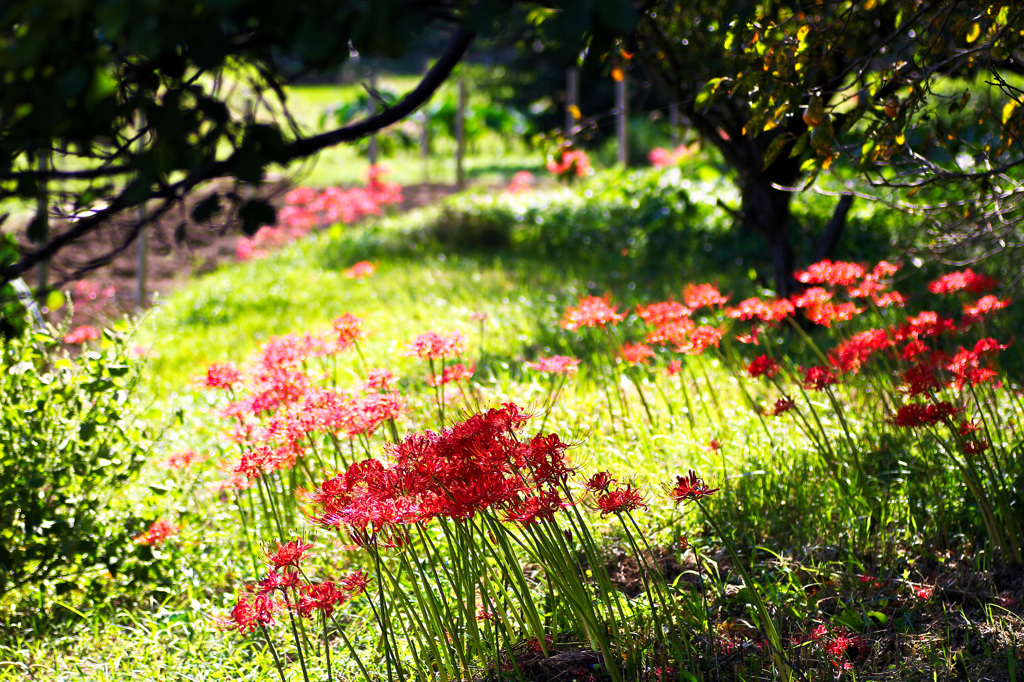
[0,0,638,289]
[633,0,1024,292]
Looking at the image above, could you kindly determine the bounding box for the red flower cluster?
[795,260,865,286]
[305,404,575,537]
[562,295,625,330]
[343,261,377,279]
[163,449,207,470]
[801,365,837,391]
[202,362,242,390]
[620,343,654,365]
[63,325,101,345]
[683,283,729,309]
[669,470,720,503]
[427,362,475,387]
[746,355,779,379]
[889,401,962,427]
[527,355,581,375]
[224,564,367,633]
[402,331,466,360]
[636,301,691,326]
[592,482,647,516]
[237,167,403,261]
[928,268,998,295]
[136,518,179,546]
[546,149,590,178]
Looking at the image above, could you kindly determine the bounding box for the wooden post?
[421,110,430,183]
[34,148,49,304]
[565,67,579,141]
[455,75,466,190]
[615,74,628,167]
[368,70,378,167]
[136,114,148,309]
[669,102,679,147]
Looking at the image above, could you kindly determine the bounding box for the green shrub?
[0,323,153,602]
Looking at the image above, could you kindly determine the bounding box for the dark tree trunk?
[740,175,798,298]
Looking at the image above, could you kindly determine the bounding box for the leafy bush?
[0,323,153,602]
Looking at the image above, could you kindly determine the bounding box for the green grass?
[5,166,1024,681]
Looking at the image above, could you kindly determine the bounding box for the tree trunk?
[741,175,797,298]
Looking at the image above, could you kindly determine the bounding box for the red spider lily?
[620,343,654,365]
[257,569,300,594]
[285,186,317,205]
[963,295,1011,321]
[666,359,683,376]
[801,365,837,391]
[402,331,466,359]
[363,368,397,392]
[901,339,929,361]
[726,297,768,321]
[135,518,180,546]
[669,470,720,502]
[645,317,696,346]
[872,291,907,308]
[735,326,761,345]
[546,149,590,178]
[928,268,998,295]
[829,329,893,373]
[792,287,832,308]
[505,491,566,525]
[803,301,863,328]
[326,314,367,354]
[795,260,866,286]
[202,362,242,390]
[746,355,779,379]
[912,584,934,600]
[507,171,534,194]
[706,439,722,452]
[224,593,278,633]
[889,401,962,427]
[676,325,724,355]
[847,276,884,299]
[561,294,625,330]
[342,570,368,595]
[343,261,377,279]
[164,449,206,470]
[769,397,795,416]
[308,404,569,529]
[593,483,647,516]
[962,439,990,454]
[63,325,101,345]
[427,362,475,387]
[683,283,729,309]
[871,260,901,278]
[635,301,691,326]
[959,419,981,435]
[894,311,958,341]
[974,338,1008,355]
[297,581,348,618]
[899,363,942,397]
[527,355,581,375]
[584,471,616,492]
[265,538,314,569]
[946,349,999,391]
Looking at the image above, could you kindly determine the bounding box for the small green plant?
[0,320,153,603]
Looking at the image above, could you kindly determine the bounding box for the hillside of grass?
[4,165,1023,682]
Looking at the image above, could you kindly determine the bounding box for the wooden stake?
[565,67,579,141]
[455,75,466,190]
[615,75,628,166]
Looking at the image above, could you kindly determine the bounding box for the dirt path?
[47,182,456,325]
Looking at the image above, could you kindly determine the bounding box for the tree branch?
[2,25,476,287]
